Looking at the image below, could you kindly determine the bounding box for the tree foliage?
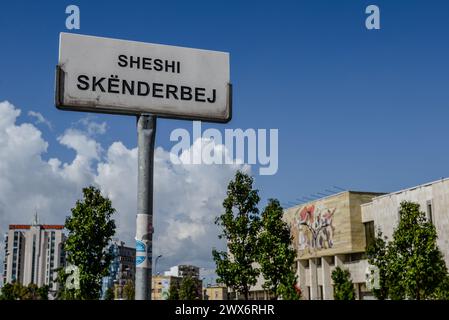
[104,286,115,300]
[123,281,135,300]
[367,201,449,300]
[0,282,49,300]
[366,229,390,300]
[59,185,116,299]
[179,276,200,300]
[212,171,261,300]
[257,199,299,300]
[0,283,15,300]
[331,266,355,300]
[168,280,180,300]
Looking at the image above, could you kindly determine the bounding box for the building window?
[426,200,433,224]
[349,252,365,263]
[319,285,323,300]
[31,235,36,283]
[364,221,375,249]
[316,258,322,267]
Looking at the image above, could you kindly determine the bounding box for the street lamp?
[154,255,163,275]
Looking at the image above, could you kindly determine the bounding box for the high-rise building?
[101,239,136,299]
[2,214,66,293]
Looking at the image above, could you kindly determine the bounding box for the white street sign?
[56,33,231,122]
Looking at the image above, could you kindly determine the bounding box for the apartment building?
[101,239,136,299]
[2,215,66,293]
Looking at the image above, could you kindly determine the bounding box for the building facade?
[151,275,182,300]
[362,177,449,269]
[152,264,202,299]
[203,284,229,300]
[283,191,385,300]
[164,265,200,278]
[101,239,135,299]
[280,178,449,300]
[2,216,66,293]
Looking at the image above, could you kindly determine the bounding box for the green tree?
[278,271,301,300]
[23,283,49,300]
[257,199,299,300]
[212,171,261,300]
[331,266,355,300]
[367,201,449,300]
[37,285,49,300]
[387,201,448,300]
[123,281,135,300]
[178,276,199,300]
[366,229,390,300]
[168,280,180,300]
[104,287,115,300]
[55,267,77,300]
[431,275,449,300]
[23,283,38,300]
[0,283,15,300]
[0,282,49,300]
[61,185,116,299]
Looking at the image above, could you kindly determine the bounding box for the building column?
[309,258,319,300]
[297,260,306,299]
[321,257,333,300]
[335,254,344,267]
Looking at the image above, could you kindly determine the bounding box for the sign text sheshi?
[56,32,231,122]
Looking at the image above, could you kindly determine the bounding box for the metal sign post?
[135,114,157,300]
[55,32,231,300]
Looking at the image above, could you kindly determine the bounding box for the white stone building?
[278,177,449,300]
[362,177,449,268]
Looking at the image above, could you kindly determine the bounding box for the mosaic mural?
[292,204,336,253]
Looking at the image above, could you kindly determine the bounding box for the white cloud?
[0,101,247,280]
[76,116,107,136]
[28,110,52,130]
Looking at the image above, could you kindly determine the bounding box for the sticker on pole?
[135,239,150,267]
[56,32,232,122]
[136,240,146,252]
[136,256,146,266]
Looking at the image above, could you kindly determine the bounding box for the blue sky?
[1,0,449,274]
